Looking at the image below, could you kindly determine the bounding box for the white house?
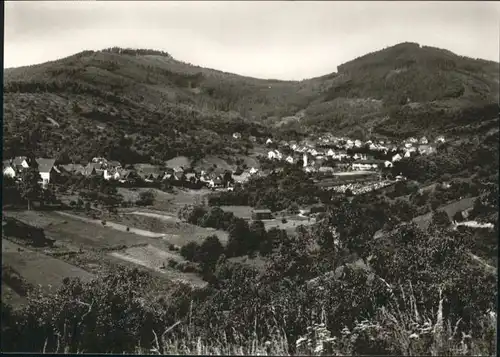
[407,137,418,144]
[249,167,259,175]
[3,161,16,178]
[404,151,412,158]
[352,162,377,171]
[354,140,362,148]
[309,149,318,156]
[35,158,57,187]
[404,142,413,149]
[384,161,393,168]
[303,153,308,167]
[266,138,273,145]
[104,169,121,181]
[12,156,30,169]
[232,132,242,139]
[286,156,294,164]
[268,151,277,160]
[435,135,446,143]
[419,136,428,144]
[327,149,335,157]
[392,154,402,162]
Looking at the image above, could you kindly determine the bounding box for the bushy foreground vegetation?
[2,199,496,355]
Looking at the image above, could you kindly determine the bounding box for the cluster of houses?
[261,134,443,173]
[3,155,265,191]
[3,157,59,187]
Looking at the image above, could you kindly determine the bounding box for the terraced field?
[2,239,95,292]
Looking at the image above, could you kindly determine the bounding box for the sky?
[5,1,500,80]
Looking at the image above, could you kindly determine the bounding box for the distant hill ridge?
[3,42,499,163]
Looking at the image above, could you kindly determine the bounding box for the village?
[3,133,445,196]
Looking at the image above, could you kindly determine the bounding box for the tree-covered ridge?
[4,42,498,161]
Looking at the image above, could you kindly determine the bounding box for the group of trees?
[178,205,288,258]
[208,166,330,211]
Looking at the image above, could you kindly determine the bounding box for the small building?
[266,138,273,145]
[286,156,294,164]
[35,158,57,187]
[392,154,402,162]
[419,136,429,145]
[252,209,273,220]
[61,164,85,176]
[12,156,30,169]
[435,135,446,144]
[3,161,16,178]
[104,168,121,181]
[83,163,103,177]
[249,167,259,175]
[232,132,242,140]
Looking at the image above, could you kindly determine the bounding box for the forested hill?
[4,42,499,163]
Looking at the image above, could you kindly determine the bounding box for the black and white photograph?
[2,1,499,355]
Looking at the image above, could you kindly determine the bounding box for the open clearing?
[2,239,94,292]
[102,210,229,246]
[412,196,478,230]
[109,245,206,287]
[56,211,167,238]
[263,217,315,233]
[118,187,212,214]
[220,205,254,220]
[4,210,155,249]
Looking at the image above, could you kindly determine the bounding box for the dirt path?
[55,211,167,238]
[126,211,179,222]
[455,221,494,229]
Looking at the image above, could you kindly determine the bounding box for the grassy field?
[108,244,206,288]
[220,205,254,220]
[2,239,94,293]
[165,156,191,168]
[102,210,229,246]
[4,210,156,249]
[118,187,212,214]
[412,196,478,230]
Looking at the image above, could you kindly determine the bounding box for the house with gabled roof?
[83,163,104,177]
[12,156,30,169]
[35,158,57,187]
[3,160,16,178]
[61,164,85,176]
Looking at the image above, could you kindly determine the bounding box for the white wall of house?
[3,167,16,178]
[40,172,50,186]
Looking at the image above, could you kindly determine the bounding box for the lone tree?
[19,167,43,210]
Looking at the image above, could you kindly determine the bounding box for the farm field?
[97,209,229,246]
[2,239,95,292]
[412,196,478,230]
[263,217,315,233]
[118,187,212,214]
[3,210,156,249]
[108,245,206,288]
[220,205,254,220]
